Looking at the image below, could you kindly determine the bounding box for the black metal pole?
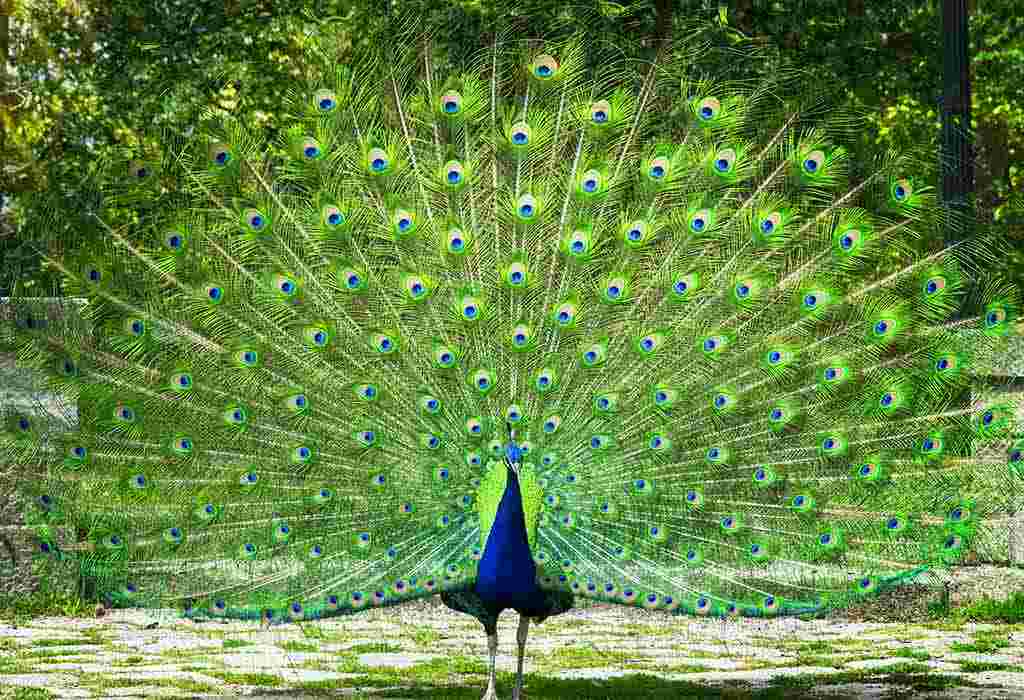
[941,0,973,248]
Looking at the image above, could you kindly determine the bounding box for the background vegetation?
[0,0,1022,297]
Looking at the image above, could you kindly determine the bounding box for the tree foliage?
[1,0,1021,295]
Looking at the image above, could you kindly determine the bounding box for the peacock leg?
[512,614,530,700]
[482,631,499,700]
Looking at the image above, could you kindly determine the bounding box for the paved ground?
[0,595,1023,699]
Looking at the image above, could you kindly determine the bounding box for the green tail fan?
[4,8,1023,699]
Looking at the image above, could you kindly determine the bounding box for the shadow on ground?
[243,670,980,699]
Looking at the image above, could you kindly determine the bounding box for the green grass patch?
[647,661,714,673]
[619,623,675,637]
[337,654,371,674]
[668,647,725,658]
[279,640,321,653]
[791,654,849,669]
[409,626,442,645]
[3,688,58,700]
[345,641,402,654]
[545,643,641,669]
[203,670,284,686]
[769,662,976,692]
[950,633,1012,654]
[956,591,1024,624]
[17,648,76,659]
[27,638,101,648]
[223,638,255,649]
[958,660,1023,673]
[0,589,94,624]
[786,639,837,655]
[77,673,220,695]
[890,646,931,661]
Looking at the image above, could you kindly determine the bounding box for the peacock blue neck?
[474,461,541,608]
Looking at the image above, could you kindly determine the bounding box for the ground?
[1,573,1023,700]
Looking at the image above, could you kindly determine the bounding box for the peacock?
[4,11,1024,700]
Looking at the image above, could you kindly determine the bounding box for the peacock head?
[505,422,522,475]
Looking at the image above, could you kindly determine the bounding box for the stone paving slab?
[1,598,1024,698]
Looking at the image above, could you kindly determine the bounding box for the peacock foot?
[480,687,499,700]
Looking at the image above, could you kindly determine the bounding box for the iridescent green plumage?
[2,14,1022,652]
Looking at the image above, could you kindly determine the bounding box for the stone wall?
[0,299,83,599]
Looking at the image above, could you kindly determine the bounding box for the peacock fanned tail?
[4,15,1023,625]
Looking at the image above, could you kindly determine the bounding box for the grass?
[409,626,442,645]
[22,638,101,648]
[0,689,57,700]
[203,670,284,686]
[345,641,403,654]
[889,646,932,661]
[950,632,1012,654]
[0,589,93,624]
[77,672,220,695]
[959,661,1024,673]
[768,662,978,692]
[544,643,644,669]
[279,640,321,653]
[223,637,255,649]
[955,591,1024,624]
